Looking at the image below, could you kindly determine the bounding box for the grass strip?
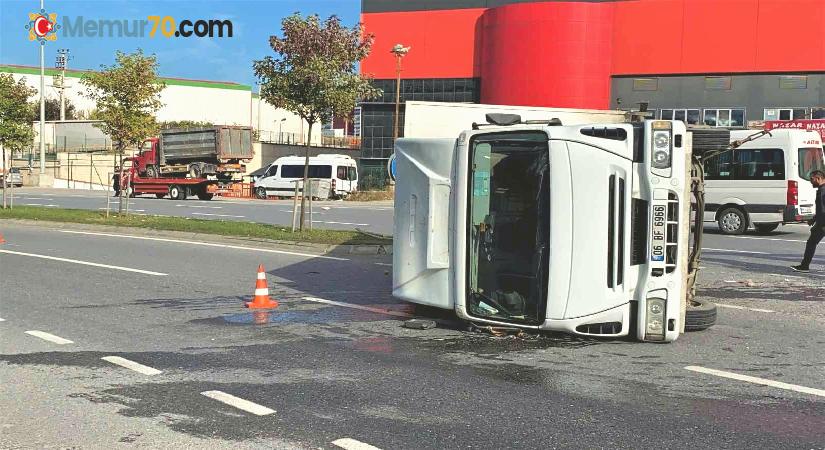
[0,206,391,246]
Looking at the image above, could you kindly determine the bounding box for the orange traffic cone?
[0,233,5,244]
[245,264,279,309]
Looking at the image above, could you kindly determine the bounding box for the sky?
[0,0,362,88]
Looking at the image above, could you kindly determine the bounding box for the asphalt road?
[1,221,823,448]
[5,188,395,235]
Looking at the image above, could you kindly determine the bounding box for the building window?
[705,76,732,90]
[764,108,808,121]
[813,108,825,120]
[632,78,658,91]
[660,108,701,125]
[703,108,746,127]
[779,75,808,90]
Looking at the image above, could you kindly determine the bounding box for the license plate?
[800,207,812,215]
[651,205,667,262]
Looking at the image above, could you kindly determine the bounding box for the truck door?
[392,138,456,309]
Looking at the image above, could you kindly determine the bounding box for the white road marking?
[101,356,162,375]
[200,390,275,416]
[59,230,349,261]
[702,248,769,255]
[98,207,146,212]
[175,204,223,209]
[716,303,776,313]
[0,250,167,276]
[374,263,392,267]
[332,438,383,450]
[0,317,5,322]
[313,220,369,226]
[192,212,246,218]
[20,197,45,200]
[303,297,413,318]
[23,203,59,207]
[25,330,73,345]
[685,366,825,398]
[723,235,819,244]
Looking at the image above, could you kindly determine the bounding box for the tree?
[82,49,165,213]
[0,74,36,208]
[30,97,78,122]
[254,13,380,231]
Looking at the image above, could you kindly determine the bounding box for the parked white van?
[703,129,825,234]
[253,154,358,199]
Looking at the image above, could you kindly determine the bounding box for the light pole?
[276,118,286,143]
[55,48,71,121]
[390,44,410,141]
[39,0,46,175]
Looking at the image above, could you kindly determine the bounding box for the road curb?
[0,219,393,256]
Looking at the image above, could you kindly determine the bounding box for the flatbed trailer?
[117,171,235,201]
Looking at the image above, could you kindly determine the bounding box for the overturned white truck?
[393,115,697,342]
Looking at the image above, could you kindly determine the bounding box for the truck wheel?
[169,185,186,201]
[754,223,779,234]
[255,187,267,199]
[717,207,748,235]
[145,165,157,178]
[685,299,717,332]
[197,192,214,201]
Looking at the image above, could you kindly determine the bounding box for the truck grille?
[607,174,626,288]
[576,322,623,335]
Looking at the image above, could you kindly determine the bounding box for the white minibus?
[254,154,358,199]
[703,129,825,234]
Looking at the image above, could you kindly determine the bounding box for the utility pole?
[55,49,71,121]
[390,44,410,141]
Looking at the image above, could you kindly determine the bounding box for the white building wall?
[252,96,323,146]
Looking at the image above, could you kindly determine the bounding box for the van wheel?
[685,299,717,332]
[754,223,779,234]
[255,187,268,199]
[717,207,748,235]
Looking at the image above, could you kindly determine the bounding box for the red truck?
[115,126,254,200]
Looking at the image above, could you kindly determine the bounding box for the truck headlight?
[652,131,672,169]
[645,297,666,341]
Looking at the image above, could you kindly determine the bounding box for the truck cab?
[393,117,690,342]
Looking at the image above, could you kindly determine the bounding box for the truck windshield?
[466,132,550,325]
[798,147,825,180]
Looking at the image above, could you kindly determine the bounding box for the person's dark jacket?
[814,185,825,227]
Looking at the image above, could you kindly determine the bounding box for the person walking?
[792,170,825,272]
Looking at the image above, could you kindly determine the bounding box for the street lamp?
[276,118,286,143]
[390,44,410,141]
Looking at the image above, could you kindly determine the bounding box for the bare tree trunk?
[299,121,313,231]
[118,148,124,214]
[2,142,7,210]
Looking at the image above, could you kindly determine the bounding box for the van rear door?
[392,138,455,309]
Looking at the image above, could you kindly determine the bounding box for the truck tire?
[169,185,187,201]
[197,192,214,201]
[145,165,158,178]
[754,223,779,234]
[717,207,748,235]
[685,299,717,332]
